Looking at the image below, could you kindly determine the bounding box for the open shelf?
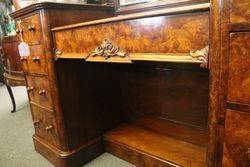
[104,124,206,167]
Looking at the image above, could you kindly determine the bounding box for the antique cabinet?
[1,35,26,113]
[10,0,250,167]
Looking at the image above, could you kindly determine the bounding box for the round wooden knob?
[27,86,34,92]
[33,120,40,126]
[39,90,46,95]
[32,56,40,63]
[46,125,53,131]
[20,57,27,61]
[28,25,35,31]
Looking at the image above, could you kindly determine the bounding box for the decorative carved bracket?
[87,39,128,60]
[190,45,209,69]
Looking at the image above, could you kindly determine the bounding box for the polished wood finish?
[21,45,47,75]
[12,0,250,166]
[17,14,42,45]
[54,12,209,56]
[227,32,250,105]
[52,1,210,164]
[11,2,115,166]
[210,0,250,166]
[222,109,250,167]
[230,0,250,23]
[104,124,206,167]
[1,36,25,86]
[26,75,53,110]
[30,103,60,148]
[1,35,26,113]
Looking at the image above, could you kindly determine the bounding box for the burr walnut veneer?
[11,0,250,166]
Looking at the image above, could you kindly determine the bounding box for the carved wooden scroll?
[87,39,131,63]
[190,45,209,69]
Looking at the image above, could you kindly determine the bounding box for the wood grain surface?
[54,12,209,56]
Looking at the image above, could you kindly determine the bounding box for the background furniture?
[1,35,26,113]
[10,0,250,166]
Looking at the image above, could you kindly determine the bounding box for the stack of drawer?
[222,0,250,166]
[17,13,60,148]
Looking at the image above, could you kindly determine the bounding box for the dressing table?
[10,0,250,166]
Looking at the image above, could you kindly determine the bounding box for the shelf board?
[130,53,201,63]
[104,124,206,167]
[55,53,202,65]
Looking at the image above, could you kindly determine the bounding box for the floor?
[0,84,134,167]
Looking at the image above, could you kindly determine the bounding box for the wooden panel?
[222,109,250,167]
[228,33,250,105]
[120,64,209,129]
[55,61,123,149]
[54,12,209,55]
[26,75,53,110]
[230,0,250,23]
[21,45,47,75]
[30,103,60,148]
[18,14,42,45]
[131,115,207,146]
[104,124,206,167]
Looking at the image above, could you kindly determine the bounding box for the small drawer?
[26,75,53,110]
[20,45,47,75]
[30,103,60,148]
[230,0,250,23]
[222,109,250,166]
[228,32,250,104]
[17,14,42,45]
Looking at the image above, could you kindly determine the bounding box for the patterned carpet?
[0,85,133,167]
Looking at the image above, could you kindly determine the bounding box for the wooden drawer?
[20,45,47,75]
[17,14,42,45]
[228,33,250,104]
[230,0,250,23]
[26,75,53,110]
[222,109,250,167]
[30,103,60,148]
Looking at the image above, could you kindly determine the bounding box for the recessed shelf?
[104,124,206,167]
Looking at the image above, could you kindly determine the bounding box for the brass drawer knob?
[28,25,35,31]
[27,86,34,92]
[32,56,40,63]
[45,125,53,131]
[20,57,27,61]
[39,90,46,95]
[33,120,40,126]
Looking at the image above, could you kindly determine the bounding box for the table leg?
[6,85,16,113]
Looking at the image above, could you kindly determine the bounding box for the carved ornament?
[190,45,209,69]
[88,39,128,60]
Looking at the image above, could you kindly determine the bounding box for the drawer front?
[30,103,60,148]
[18,14,42,45]
[20,45,47,75]
[26,75,53,110]
[222,109,250,167]
[228,33,250,104]
[230,0,250,23]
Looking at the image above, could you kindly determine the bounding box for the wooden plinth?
[33,135,104,167]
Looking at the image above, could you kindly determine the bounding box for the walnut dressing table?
[11,0,250,167]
